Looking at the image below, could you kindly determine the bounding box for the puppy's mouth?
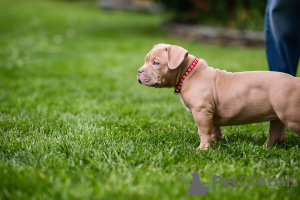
[139,80,159,88]
[137,77,159,88]
[138,72,160,88]
[138,78,142,84]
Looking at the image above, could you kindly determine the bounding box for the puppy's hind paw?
[196,143,210,150]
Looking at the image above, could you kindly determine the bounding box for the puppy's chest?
[180,95,192,115]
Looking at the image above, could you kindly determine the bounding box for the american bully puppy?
[137,44,300,149]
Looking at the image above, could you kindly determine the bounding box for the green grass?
[1,0,300,199]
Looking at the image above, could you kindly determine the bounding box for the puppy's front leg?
[193,111,218,150]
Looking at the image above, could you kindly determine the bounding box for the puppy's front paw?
[196,142,210,150]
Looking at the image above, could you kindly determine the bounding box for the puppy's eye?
[153,61,160,66]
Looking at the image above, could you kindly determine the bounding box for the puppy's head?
[137,44,188,88]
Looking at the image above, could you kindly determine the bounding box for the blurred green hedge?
[155,0,267,30]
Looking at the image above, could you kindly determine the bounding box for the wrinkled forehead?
[145,45,168,62]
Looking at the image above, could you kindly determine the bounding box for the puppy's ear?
[167,45,188,69]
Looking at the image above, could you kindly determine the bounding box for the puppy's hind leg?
[266,119,286,147]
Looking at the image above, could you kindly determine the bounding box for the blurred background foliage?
[154,0,267,30]
[66,0,266,30]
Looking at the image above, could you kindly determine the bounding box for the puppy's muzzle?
[138,77,142,84]
[137,68,145,84]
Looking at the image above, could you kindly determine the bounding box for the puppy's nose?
[138,68,144,73]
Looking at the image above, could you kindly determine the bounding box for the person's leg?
[265,0,300,76]
[265,0,282,74]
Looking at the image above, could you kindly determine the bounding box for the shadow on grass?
[215,128,300,151]
[275,131,300,150]
[179,125,300,151]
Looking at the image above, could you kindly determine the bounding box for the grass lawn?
[1,0,300,199]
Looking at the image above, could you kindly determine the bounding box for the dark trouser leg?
[265,0,300,76]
